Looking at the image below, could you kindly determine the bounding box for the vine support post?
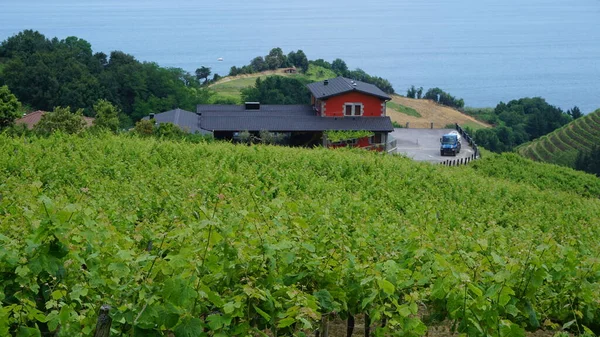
[320,314,329,337]
[94,304,112,337]
[346,314,355,337]
[364,313,371,337]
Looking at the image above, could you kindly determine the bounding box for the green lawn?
[387,101,422,117]
[460,121,488,131]
[210,77,263,103]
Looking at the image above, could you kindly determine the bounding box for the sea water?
[1,0,599,112]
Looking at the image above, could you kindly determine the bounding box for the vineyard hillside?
[1,134,600,336]
[516,108,600,167]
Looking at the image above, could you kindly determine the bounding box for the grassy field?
[387,101,421,118]
[385,95,490,129]
[1,133,600,336]
[516,109,600,167]
[209,65,337,103]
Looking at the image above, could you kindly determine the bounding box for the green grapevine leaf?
[277,317,296,328]
[17,327,41,337]
[377,279,395,295]
[174,317,205,337]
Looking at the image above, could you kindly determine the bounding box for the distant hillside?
[516,108,600,167]
[210,70,490,130]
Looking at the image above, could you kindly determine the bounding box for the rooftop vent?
[324,79,329,85]
[351,80,357,86]
[245,102,260,110]
[149,113,155,120]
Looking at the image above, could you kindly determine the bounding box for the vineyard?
[1,134,600,337]
[516,109,600,167]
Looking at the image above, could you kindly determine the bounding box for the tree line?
[466,98,576,153]
[0,30,212,127]
[228,48,395,94]
[404,83,583,156]
[228,47,309,76]
[406,86,464,109]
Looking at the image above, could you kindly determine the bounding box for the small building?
[149,77,394,150]
[282,67,297,74]
[145,108,211,135]
[15,110,95,129]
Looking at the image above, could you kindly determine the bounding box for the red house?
[149,77,395,151]
[306,77,391,149]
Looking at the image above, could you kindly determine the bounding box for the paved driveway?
[390,128,475,163]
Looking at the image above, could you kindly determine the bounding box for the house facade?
[148,77,394,150]
[306,77,391,149]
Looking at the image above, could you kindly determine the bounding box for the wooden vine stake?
[94,304,112,337]
[346,314,355,337]
[320,314,329,337]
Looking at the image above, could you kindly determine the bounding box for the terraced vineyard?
[1,134,600,336]
[516,109,600,167]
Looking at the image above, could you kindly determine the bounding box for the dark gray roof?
[307,77,391,101]
[197,104,314,116]
[150,105,393,134]
[201,115,394,132]
[143,108,211,135]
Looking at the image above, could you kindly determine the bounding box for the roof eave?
[314,89,391,101]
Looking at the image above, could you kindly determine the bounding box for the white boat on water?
[217,57,223,61]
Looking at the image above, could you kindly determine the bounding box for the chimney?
[149,113,155,120]
[324,79,329,85]
[245,102,260,110]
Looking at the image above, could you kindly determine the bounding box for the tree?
[34,106,86,135]
[195,66,211,84]
[229,66,240,76]
[417,87,423,99]
[0,85,22,129]
[423,88,464,109]
[310,59,332,69]
[331,58,348,76]
[288,50,309,73]
[568,106,583,119]
[406,86,417,98]
[265,48,286,70]
[0,29,50,58]
[92,99,120,133]
[474,128,501,152]
[250,56,267,72]
[241,77,310,105]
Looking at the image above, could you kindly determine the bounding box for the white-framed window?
[344,103,363,116]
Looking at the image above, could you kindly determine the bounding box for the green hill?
[516,108,600,167]
[209,64,336,103]
[1,134,600,336]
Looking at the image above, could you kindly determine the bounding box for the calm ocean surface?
[1,0,599,112]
